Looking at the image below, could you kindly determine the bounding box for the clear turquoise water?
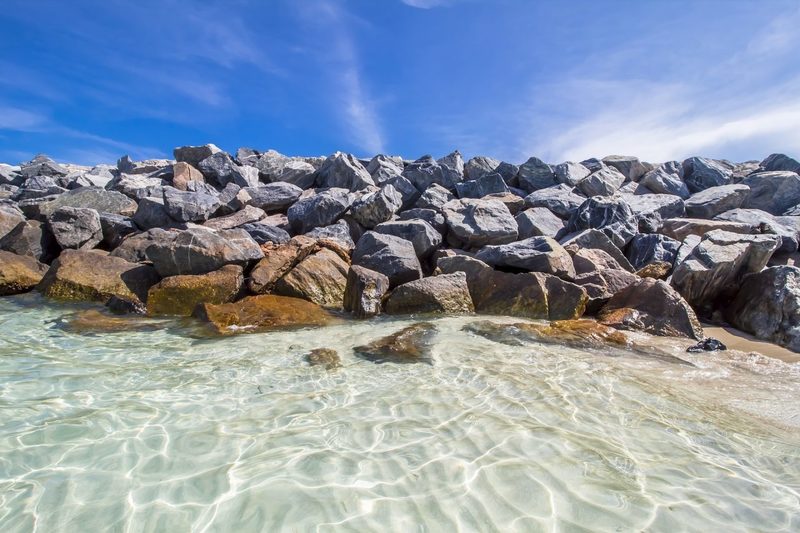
[1,293,799,532]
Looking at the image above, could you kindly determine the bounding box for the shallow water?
[1,294,800,532]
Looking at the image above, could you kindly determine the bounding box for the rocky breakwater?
[1,148,799,353]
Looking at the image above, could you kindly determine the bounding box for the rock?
[146,265,244,316]
[566,196,638,248]
[162,186,220,222]
[145,227,263,277]
[367,154,404,184]
[602,155,649,181]
[636,261,672,279]
[36,187,138,219]
[455,173,509,198]
[343,265,390,318]
[476,237,575,279]
[464,156,500,181]
[98,213,138,249]
[287,188,352,233]
[0,220,56,263]
[385,272,474,314]
[249,150,317,188]
[353,323,438,364]
[741,171,800,215]
[247,237,316,293]
[305,348,341,370]
[517,157,556,192]
[109,229,163,263]
[198,152,259,188]
[48,206,102,249]
[559,229,634,272]
[684,184,750,219]
[352,232,422,288]
[573,268,640,313]
[570,248,626,275]
[438,255,587,320]
[640,162,690,198]
[598,278,703,339]
[686,338,727,353]
[306,220,356,250]
[486,191,525,215]
[349,185,402,228]
[624,193,685,232]
[244,182,304,213]
[315,152,374,191]
[515,207,564,239]
[384,175,420,209]
[132,197,177,230]
[759,153,800,174]
[0,204,25,241]
[274,248,349,308]
[171,162,206,191]
[203,205,266,231]
[402,152,464,192]
[117,155,172,175]
[442,198,518,248]
[240,222,291,245]
[62,309,163,333]
[577,166,626,197]
[415,183,455,210]
[463,319,630,351]
[657,218,756,242]
[714,208,799,253]
[373,219,442,258]
[683,157,732,192]
[195,294,333,335]
[0,250,48,295]
[38,249,159,305]
[671,230,780,315]
[106,173,165,200]
[396,208,446,234]
[725,266,800,352]
[625,234,680,270]
[20,154,68,178]
[524,184,585,219]
[174,144,223,168]
[553,161,591,187]
[216,183,249,215]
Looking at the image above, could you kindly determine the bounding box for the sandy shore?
[703,324,800,363]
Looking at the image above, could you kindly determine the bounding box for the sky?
[1,0,799,166]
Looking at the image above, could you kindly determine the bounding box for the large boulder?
[99,213,138,248]
[683,157,732,192]
[352,232,422,288]
[343,265,390,318]
[475,237,575,279]
[656,218,755,242]
[385,272,474,314]
[305,220,356,250]
[132,197,178,230]
[671,230,780,315]
[566,196,638,248]
[38,250,159,305]
[145,228,263,277]
[203,205,266,231]
[640,162,690,198]
[35,187,137,218]
[374,219,442,258]
[463,319,630,351]
[146,265,244,316]
[274,248,349,308]
[553,162,591,187]
[349,185,402,228]
[572,269,640,313]
[0,204,25,241]
[48,206,103,249]
[367,154,404,184]
[598,278,703,339]
[625,234,681,270]
[624,194,685,232]
[396,208,446,234]
[240,222,291,245]
[287,188,352,233]
[602,155,649,181]
[162,186,220,222]
[195,294,333,335]
[171,162,206,191]
[515,207,564,239]
[109,229,163,263]
[20,154,69,178]
[559,229,634,272]
[354,323,438,364]
[244,182,303,213]
[759,153,800,174]
[174,144,223,167]
[0,250,48,295]
[455,172,509,198]
[725,266,800,352]
[517,157,556,192]
[714,208,799,253]
[684,184,750,219]
[247,236,317,294]
[107,174,166,201]
[402,152,464,192]
[570,248,626,275]
[741,171,800,215]
[315,152,375,191]
[415,183,456,210]
[576,166,626,197]
[464,156,500,181]
[198,152,259,188]
[442,198,518,248]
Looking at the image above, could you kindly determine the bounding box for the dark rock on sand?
[354,323,438,364]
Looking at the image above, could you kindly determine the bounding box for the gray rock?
[657,217,756,242]
[455,172,509,198]
[396,208,446,234]
[350,185,402,228]
[385,272,474,314]
[132,197,177,230]
[625,234,681,270]
[384,175,420,209]
[216,183,249,216]
[243,182,303,212]
[577,166,626,197]
[741,171,800,215]
[714,208,799,253]
[566,196,638,248]
[48,207,102,250]
[374,219,442,258]
[106,173,166,200]
[570,248,626,275]
[553,161,591,187]
[110,229,164,263]
[559,229,634,272]
[402,152,464,192]
[99,213,138,249]
[602,155,649,181]
[315,152,375,191]
[117,155,172,175]
[624,193,685,232]
[352,232,422,288]
[306,220,356,250]
[464,156,500,181]
[20,154,68,178]
[683,157,733,192]
[476,236,576,279]
[174,144,223,167]
[343,265,390,318]
[0,220,59,263]
[162,186,220,222]
[22,187,137,220]
[287,188,352,233]
[515,207,564,239]
[684,184,750,219]
[495,162,521,187]
[759,153,800,174]
[640,162,690,198]
[524,184,585,219]
[442,198,518,248]
[415,184,455,210]
[239,223,291,245]
[572,268,639,313]
[251,150,317,188]
[0,204,25,241]
[517,157,556,192]
[203,205,266,231]
[366,154,404,184]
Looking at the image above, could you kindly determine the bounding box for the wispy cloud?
[0,106,48,131]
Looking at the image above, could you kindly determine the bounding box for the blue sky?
[1,0,799,166]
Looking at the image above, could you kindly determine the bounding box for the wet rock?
[566,196,638,248]
[315,152,375,191]
[350,185,402,228]
[0,250,48,295]
[759,153,800,174]
[476,237,575,279]
[305,348,341,370]
[576,166,626,197]
[602,155,649,181]
[287,188,352,233]
[464,319,630,350]
[374,219,442,258]
[741,171,800,215]
[203,205,266,231]
[275,248,349,308]
[354,323,438,364]
[559,229,634,272]
[517,157,556,192]
[442,198,518,249]
[38,249,159,305]
[162,186,220,222]
[48,206,103,250]
[598,278,703,339]
[686,338,727,353]
[240,222,291,245]
[195,294,333,335]
[98,213,138,249]
[385,272,474,314]
[625,234,680,270]
[147,264,244,316]
[415,183,456,210]
[657,218,755,242]
[455,172,509,198]
[352,232,422,288]
[624,194,685,233]
[61,309,164,334]
[402,152,464,192]
[343,265,390,318]
[515,207,564,239]
[640,162,690,198]
[171,162,205,191]
[683,157,733,193]
[684,184,749,219]
[553,161,591,187]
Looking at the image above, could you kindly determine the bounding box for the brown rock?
[147,265,244,316]
[203,205,266,231]
[570,248,625,275]
[172,162,205,191]
[274,248,349,308]
[0,250,48,295]
[657,218,755,241]
[343,265,390,318]
[385,272,474,314]
[636,261,671,279]
[195,294,333,335]
[463,319,629,349]
[305,348,341,370]
[572,269,640,313]
[354,323,437,364]
[247,236,317,294]
[62,309,164,334]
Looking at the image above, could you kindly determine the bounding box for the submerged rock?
[385,272,474,314]
[61,309,165,334]
[0,250,48,295]
[354,323,438,364]
[462,319,629,350]
[146,265,244,316]
[195,294,333,335]
[305,348,341,370]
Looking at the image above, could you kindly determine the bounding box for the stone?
[174,144,223,167]
[486,192,525,215]
[146,265,244,316]
[0,204,25,241]
[132,197,176,230]
[455,173,509,198]
[20,154,68,178]
[195,294,332,335]
[349,185,402,228]
[524,184,585,219]
[384,175,420,209]
[625,234,680,270]
[343,265,390,318]
[517,157,556,192]
[415,184,456,210]
[566,196,638,248]
[570,248,625,275]
[252,150,317,188]
[657,218,756,242]
[725,266,800,352]
[553,162,591,187]
[198,152,258,188]
[402,152,464,192]
[247,237,316,293]
[240,222,291,246]
[759,153,800,174]
[396,208,446,234]
[306,220,356,250]
[637,261,672,279]
[287,188,352,233]
[515,207,564,239]
[602,155,649,181]
[624,193,685,232]
[145,227,263,277]
[714,208,799,253]
[0,250,48,295]
[684,184,750,219]
[682,157,733,192]
[35,187,138,218]
[598,278,703,339]
[373,219,442,258]
[0,220,56,263]
[171,162,205,191]
[48,206,102,250]
[437,255,587,320]
[640,162,690,198]
[117,155,171,175]
[686,338,727,353]
[671,230,780,315]
[352,232,422,288]
[559,229,634,272]
[442,198,518,249]
[464,156,500,181]
[99,213,138,249]
[106,174,166,200]
[353,323,438,364]
[215,183,249,216]
[162,186,220,222]
[305,348,341,370]
[572,269,640,313]
[741,171,800,215]
[38,249,159,305]
[315,152,374,191]
[109,229,164,263]
[476,237,575,279]
[576,166,626,197]
[366,154,404,184]
[274,248,349,308]
[463,319,630,351]
[203,205,266,231]
[244,183,303,213]
[385,272,474,314]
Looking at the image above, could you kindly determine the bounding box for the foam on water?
[1,293,799,532]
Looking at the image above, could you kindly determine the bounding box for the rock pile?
[2,148,799,349]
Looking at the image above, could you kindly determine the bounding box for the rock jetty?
[1,147,799,351]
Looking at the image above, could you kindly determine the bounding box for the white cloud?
[401,0,455,8]
[0,106,47,131]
